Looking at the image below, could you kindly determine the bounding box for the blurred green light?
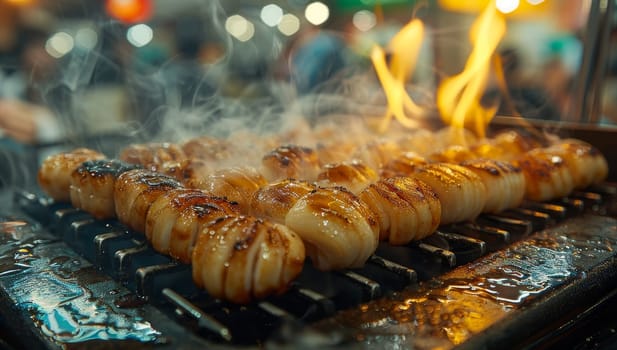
[335,0,418,11]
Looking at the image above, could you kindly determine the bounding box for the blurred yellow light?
[4,0,35,5]
[438,0,548,17]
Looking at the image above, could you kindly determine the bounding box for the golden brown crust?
[119,142,186,172]
[353,140,403,170]
[512,148,574,201]
[381,152,427,178]
[460,158,522,176]
[261,144,321,182]
[38,148,106,202]
[249,179,316,224]
[473,130,543,161]
[546,139,608,189]
[317,160,379,194]
[429,145,477,163]
[163,191,239,263]
[181,136,233,161]
[114,169,183,233]
[412,163,487,224]
[198,167,267,213]
[191,215,305,304]
[69,159,140,219]
[359,176,441,244]
[460,158,525,213]
[285,186,379,270]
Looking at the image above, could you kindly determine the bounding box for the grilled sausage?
[38,148,106,202]
[460,159,526,213]
[197,166,267,213]
[114,169,184,233]
[181,136,233,161]
[380,152,427,178]
[69,159,141,219]
[249,179,316,224]
[546,139,608,189]
[192,215,305,304]
[513,148,575,202]
[316,160,379,194]
[119,142,186,172]
[412,163,487,224]
[261,145,321,182]
[145,188,240,263]
[285,187,379,270]
[359,177,441,244]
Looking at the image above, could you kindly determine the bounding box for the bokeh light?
[261,4,284,27]
[352,10,376,32]
[278,13,301,36]
[305,2,330,26]
[496,0,520,14]
[225,15,255,42]
[45,32,74,58]
[126,23,153,47]
[74,27,98,49]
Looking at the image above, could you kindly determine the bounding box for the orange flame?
[437,1,506,138]
[371,19,426,133]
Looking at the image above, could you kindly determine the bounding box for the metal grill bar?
[431,230,486,265]
[522,202,568,220]
[162,288,232,341]
[505,207,553,231]
[369,255,417,286]
[416,242,457,267]
[94,231,131,271]
[136,262,197,299]
[477,214,532,237]
[454,223,511,250]
[268,287,335,322]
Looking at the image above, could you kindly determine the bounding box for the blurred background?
[0,0,615,187]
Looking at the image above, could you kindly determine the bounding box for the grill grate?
[7,185,617,347]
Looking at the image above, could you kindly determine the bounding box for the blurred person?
[160,16,217,108]
[272,9,359,94]
[0,11,62,145]
[0,8,62,189]
[286,25,349,95]
[0,100,58,144]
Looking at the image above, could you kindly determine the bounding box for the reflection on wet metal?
[0,215,161,345]
[18,273,159,343]
[445,244,574,304]
[310,215,617,349]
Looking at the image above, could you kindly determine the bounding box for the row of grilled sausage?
[36,130,608,303]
